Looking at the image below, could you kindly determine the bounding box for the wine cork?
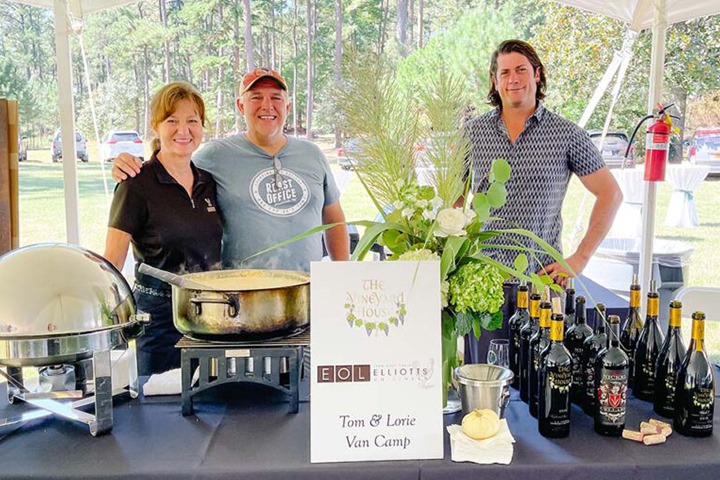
[642,433,667,446]
[622,429,644,442]
[648,418,671,429]
[640,421,663,435]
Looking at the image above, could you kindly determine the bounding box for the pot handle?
[189,295,240,317]
[498,389,511,410]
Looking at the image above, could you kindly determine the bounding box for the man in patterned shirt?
[466,39,622,285]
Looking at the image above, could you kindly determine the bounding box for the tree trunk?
[671,85,688,163]
[378,0,389,54]
[158,0,171,83]
[305,0,314,140]
[233,0,243,132]
[334,0,343,148]
[242,0,254,71]
[270,6,277,69]
[397,0,408,57]
[292,0,299,136]
[417,0,424,49]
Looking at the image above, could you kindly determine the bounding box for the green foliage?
[396,4,519,110]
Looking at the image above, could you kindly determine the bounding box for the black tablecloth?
[1,374,718,480]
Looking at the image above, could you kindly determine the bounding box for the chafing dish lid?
[0,243,135,337]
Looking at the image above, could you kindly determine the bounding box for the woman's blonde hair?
[149,81,206,152]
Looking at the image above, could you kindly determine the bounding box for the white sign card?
[310,261,443,463]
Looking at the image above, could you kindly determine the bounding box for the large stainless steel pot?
[171,269,310,339]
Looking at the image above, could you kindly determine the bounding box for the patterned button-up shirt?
[465,103,605,272]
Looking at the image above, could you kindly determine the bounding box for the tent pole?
[638,0,667,302]
[53,0,81,245]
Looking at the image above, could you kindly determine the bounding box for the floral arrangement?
[335,53,565,404]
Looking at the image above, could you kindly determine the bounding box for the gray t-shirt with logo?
[194,134,340,272]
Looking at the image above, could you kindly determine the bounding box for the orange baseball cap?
[241,67,288,93]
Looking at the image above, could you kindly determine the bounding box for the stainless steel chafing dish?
[0,243,148,436]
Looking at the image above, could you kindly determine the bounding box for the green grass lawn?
[17,137,720,361]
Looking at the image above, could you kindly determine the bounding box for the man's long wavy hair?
[486,39,547,108]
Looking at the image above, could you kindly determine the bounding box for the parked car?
[688,127,720,174]
[18,136,27,162]
[588,130,635,169]
[337,138,361,170]
[100,130,144,162]
[51,130,88,163]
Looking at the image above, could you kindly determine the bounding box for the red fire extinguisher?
[626,103,677,182]
[644,108,672,182]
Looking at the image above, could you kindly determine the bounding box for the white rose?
[434,208,469,237]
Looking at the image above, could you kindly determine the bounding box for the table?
[664,164,711,227]
[610,168,645,238]
[0,374,718,480]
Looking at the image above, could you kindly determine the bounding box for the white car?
[100,130,145,162]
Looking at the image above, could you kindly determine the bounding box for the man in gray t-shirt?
[113,69,349,272]
[467,40,622,285]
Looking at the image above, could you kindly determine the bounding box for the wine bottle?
[563,279,576,333]
[620,274,644,389]
[594,314,629,436]
[633,282,665,401]
[653,300,686,418]
[565,295,593,405]
[538,313,573,438]
[582,303,608,416]
[508,282,530,389]
[674,311,715,437]
[519,292,541,403]
[530,300,552,418]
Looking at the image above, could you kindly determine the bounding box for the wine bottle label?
[518,291,528,308]
[570,346,584,387]
[630,289,640,308]
[647,297,659,317]
[669,307,682,327]
[550,365,572,393]
[550,320,564,341]
[693,387,714,410]
[692,320,705,351]
[530,300,540,318]
[597,369,628,424]
[540,310,551,328]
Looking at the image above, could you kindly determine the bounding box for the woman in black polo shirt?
[104,81,222,375]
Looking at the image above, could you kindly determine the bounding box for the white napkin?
[143,368,198,396]
[446,419,515,465]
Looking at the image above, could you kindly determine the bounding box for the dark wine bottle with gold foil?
[594,315,628,436]
[508,282,530,389]
[564,295,593,405]
[633,282,664,401]
[530,301,552,418]
[674,311,715,437]
[620,274,643,388]
[582,303,608,415]
[538,314,573,438]
[653,301,686,418]
[563,279,576,333]
[519,292,541,403]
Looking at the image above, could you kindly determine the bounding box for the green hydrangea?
[397,248,440,262]
[448,262,505,314]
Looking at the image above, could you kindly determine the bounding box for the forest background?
[2,0,720,154]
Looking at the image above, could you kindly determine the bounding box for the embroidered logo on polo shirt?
[204,198,216,212]
[249,167,310,217]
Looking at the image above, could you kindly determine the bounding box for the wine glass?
[487,339,510,368]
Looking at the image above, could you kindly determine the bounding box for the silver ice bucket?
[453,364,514,418]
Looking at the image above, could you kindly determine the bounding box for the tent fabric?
[12,0,137,17]
[556,0,720,31]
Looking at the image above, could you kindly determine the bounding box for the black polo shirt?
[109,152,223,291]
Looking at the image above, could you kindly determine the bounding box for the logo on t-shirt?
[250,167,310,217]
